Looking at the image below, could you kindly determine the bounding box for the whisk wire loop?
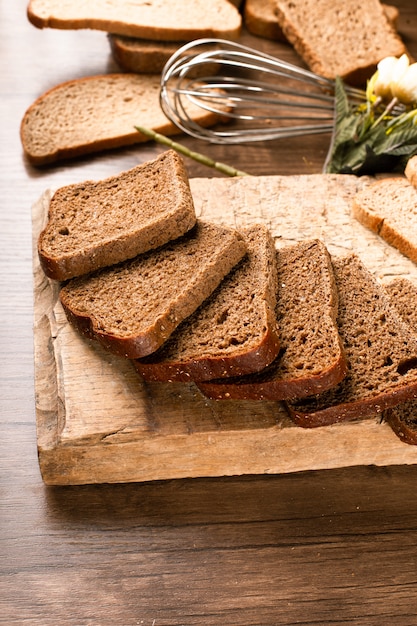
[160,38,367,144]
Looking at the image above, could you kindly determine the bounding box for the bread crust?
[27,0,242,41]
[136,329,281,383]
[385,402,417,445]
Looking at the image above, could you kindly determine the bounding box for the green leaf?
[325,75,417,175]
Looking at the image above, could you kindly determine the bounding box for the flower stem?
[370,96,399,130]
[134,126,251,177]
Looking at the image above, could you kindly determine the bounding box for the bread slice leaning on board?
[38,151,197,281]
[20,74,223,166]
[134,224,281,382]
[26,0,242,40]
[59,220,247,359]
[197,239,347,400]
[287,254,417,428]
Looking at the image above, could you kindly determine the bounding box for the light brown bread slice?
[38,151,196,281]
[27,0,242,41]
[287,254,417,428]
[134,224,280,382]
[109,35,182,74]
[274,0,406,83]
[244,1,398,44]
[352,177,417,265]
[198,239,347,400]
[244,0,286,41]
[59,221,247,359]
[383,278,417,444]
[405,156,417,189]
[20,74,222,166]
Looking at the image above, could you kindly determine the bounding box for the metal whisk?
[160,38,368,144]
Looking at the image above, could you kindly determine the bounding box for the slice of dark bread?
[198,239,347,400]
[109,35,183,74]
[287,254,417,428]
[383,278,417,444]
[59,221,247,359]
[134,224,280,382]
[38,151,196,281]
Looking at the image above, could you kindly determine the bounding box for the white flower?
[373,56,400,100]
[392,61,417,104]
[372,54,417,105]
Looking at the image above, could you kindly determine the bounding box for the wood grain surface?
[3,1,417,624]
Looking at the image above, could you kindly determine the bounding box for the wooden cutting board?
[33,173,417,485]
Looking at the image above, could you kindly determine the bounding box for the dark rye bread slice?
[38,151,196,281]
[134,224,280,382]
[383,278,417,444]
[59,221,247,359]
[198,239,347,400]
[287,254,417,428]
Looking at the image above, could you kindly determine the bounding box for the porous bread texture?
[20,74,222,166]
[109,35,182,74]
[59,221,247,359]
[352,177,417,265]
[287,254,417,428]
[134,224,281,382]
[198,239,347,400]
[244,0,397,44]
[27,0,242,41]
[274,0,406,83]
[38,151,196,281]
[384,277,417,330]
[405,156,417,189]
[383,278,417,444]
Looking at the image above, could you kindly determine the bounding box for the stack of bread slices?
[38,150,417,445]
[22,0,411,166]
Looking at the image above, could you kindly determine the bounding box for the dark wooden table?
[3,2,417,624]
